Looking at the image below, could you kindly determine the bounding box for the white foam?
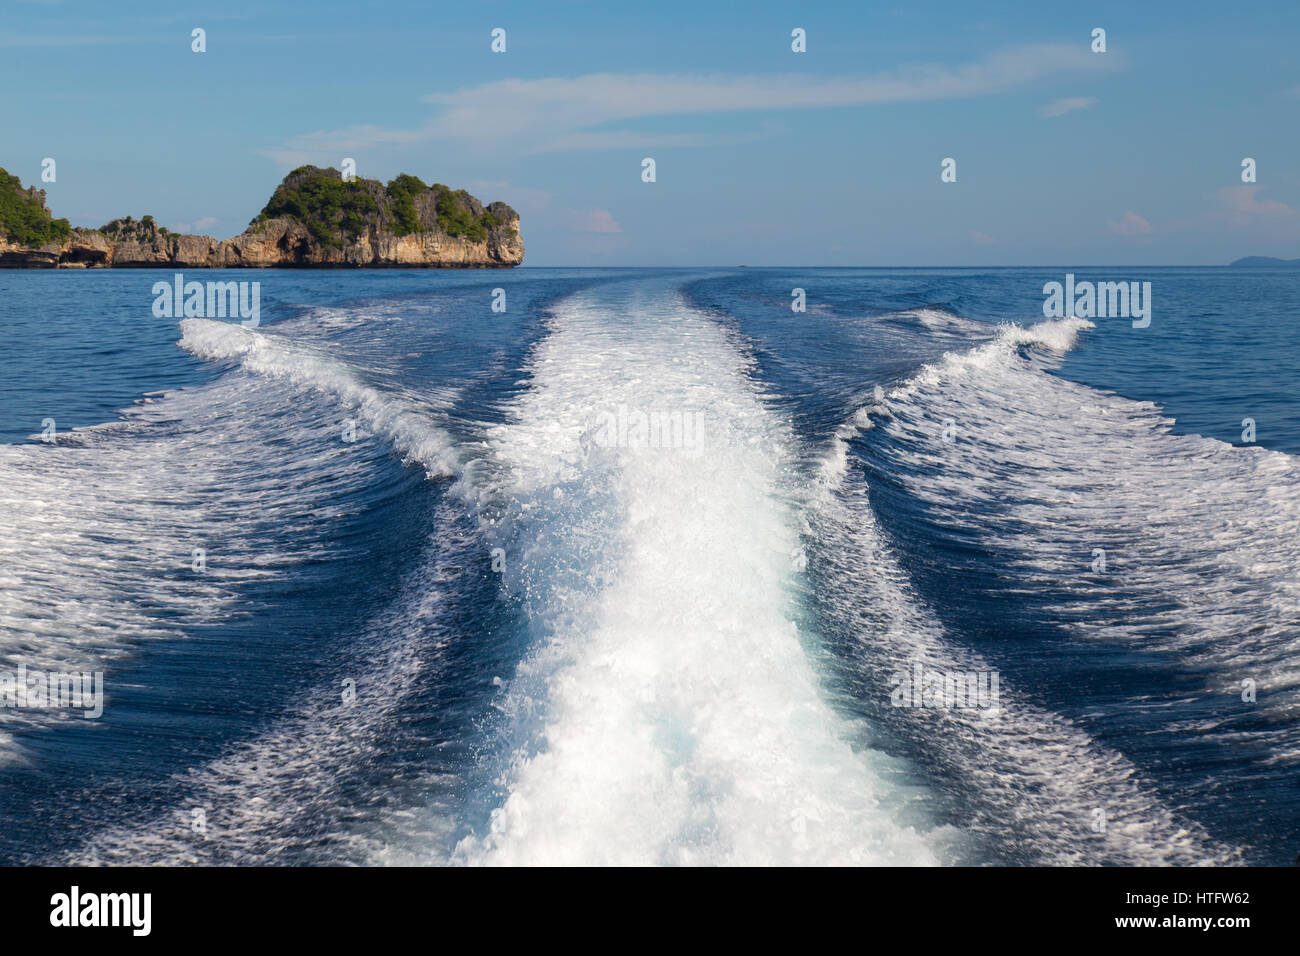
[814,315,1093,494]
[787,314,1253,863]
[890,315,1093,396]
[179,318,460,478]
[0,317,462,766]
[863,315,1300,760]
[452,283,947,865]
[889,307,988,335]
[68,497,475,865]
[805,467,1238,864]
[794,309,1296,862]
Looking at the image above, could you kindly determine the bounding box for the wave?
[448,282,955,865]
[23,307,493,860]
[0,315,464,768]
[805,463,1239,864]
[121,286,965,865]
[857,314,1300,756]
[178,318,461,479]
[877,305,990,336]
[883,314,1094,398]
[0,395,353,764]
[799,310,1297,860]
[67,493,478,865]
[15,287,1284,864]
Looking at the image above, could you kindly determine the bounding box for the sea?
[0,265,1296,865]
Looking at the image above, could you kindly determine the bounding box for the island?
[0,165,523,268]
[1227,256,1300,267]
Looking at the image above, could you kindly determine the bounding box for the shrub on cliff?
[0,168,72,247]
[430,185,488,242]
[384,174,427,237]
[253,167,510,247]
[255,167,380,248]
[98,215,163,243]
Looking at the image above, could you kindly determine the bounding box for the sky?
[3,0,1298,266]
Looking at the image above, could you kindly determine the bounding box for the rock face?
[0,166,523,268]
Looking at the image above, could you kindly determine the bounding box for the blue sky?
[3,0,1298,265]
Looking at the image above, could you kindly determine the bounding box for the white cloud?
[1107,211,1152,235]
[538,128,770,153]
[569,208,622,233]
[1216,186,1296,224]
[264,124,434,169]
[170,217,219,235]
[467,181,552,215]
[970,230,996,244]
[1038,96,1097,117]
[0,32,154,47]
[266,43,1120,163]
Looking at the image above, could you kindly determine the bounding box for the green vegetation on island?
[254,165,516,248]
[98,215,168,243]
[0,163,523,268]
[0,167,71,247]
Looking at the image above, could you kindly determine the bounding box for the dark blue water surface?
[0,267,1295,865]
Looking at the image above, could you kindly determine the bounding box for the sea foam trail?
[800,313,1276,862]
[453,282,949,866]
[0,317,461,769]
[178,318,461,478]
[66,494,476,866]
[806,469,1239,865]
[38,316,489,862]
[859,315,1300,765]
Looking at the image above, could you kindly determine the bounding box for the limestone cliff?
[0,166,523,268]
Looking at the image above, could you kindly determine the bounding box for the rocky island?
[1227,256,1300,267]
[0,165,523,268]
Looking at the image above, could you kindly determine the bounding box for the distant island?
[0,166,523,268]
[1228,256,1300,267]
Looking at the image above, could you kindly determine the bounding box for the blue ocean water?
[0,266,1295,865]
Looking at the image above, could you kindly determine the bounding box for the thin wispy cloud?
[0,32,165,47]
[539,127,772,153]
[265,124,433,169]
[1216,186,1296,224]
[266,43,1121,165]
[1108,211,1152,235]
[1039,96,1098,117]
[570,208,622,233]
[172,216,220,234]
[467,181,552,215]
